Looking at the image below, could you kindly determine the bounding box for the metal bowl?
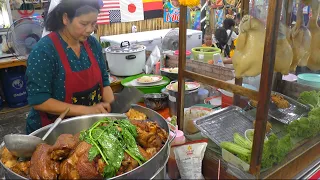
[0,105,174,180]
[160,69,178,81]
[143,93,168,111]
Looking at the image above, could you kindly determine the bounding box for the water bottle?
[216,59,225,67]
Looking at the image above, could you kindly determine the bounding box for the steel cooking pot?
[0,105,174,179]
[106,41,146,76]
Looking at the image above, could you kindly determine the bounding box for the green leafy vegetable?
[121,128,145,165]
[286,91,320,139]
[88,146,99,161]
[287,107,320,139]
[80,118,146,178]
[261,134,279,169]
[298,90,320,109]
[170,116,177,126]
[261,133,293,169]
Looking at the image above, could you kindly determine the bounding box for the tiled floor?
[0,106,29,142]
[0,105,29,178]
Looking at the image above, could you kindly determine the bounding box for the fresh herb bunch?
[80,118,146,178]
[100,41,111,49]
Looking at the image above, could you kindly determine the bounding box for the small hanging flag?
[120,0,144,22]
[97,0,121,24]
[143,0,163,19]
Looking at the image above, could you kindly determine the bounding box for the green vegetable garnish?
[298,90,320,109]
[286,91,320,139]
[261,133,292,169]
[80,118,146,178]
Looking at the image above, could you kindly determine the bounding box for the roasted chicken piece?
[126,109,147,120]
[11,161,30,178]
[1,147,30,177]
[59,141,102,180]
[50,134,79,161]
[30,144,60,180]
[130,120,168,150]
[1,147,18,168]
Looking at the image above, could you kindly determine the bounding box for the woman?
[26,0,114,134]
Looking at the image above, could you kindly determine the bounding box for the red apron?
[40,32,103,127]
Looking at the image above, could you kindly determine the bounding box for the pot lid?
[106,41,145,53]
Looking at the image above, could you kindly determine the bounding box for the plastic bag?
[173,139,208,179]
[42,0,62,37]
[144,45,161,74]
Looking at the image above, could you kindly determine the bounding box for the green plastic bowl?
[191,47,221,63]
[121,74,170,94]
[297,73,320,88]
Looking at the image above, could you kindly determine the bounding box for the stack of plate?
[297,73,320,88]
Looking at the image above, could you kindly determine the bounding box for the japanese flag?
[120,0,144,22]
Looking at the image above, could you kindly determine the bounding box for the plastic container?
[174,50,192,60]
[191,47,221,63]
[297,73,320,88]
[216,59,225,67]
[168,130,186,180]
[1,68,28,108]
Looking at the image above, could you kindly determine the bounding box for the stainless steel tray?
[269,92,310,124]
[194,106,254,146]
[248,92,310,124]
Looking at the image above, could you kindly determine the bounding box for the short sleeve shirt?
[25,33,109,134]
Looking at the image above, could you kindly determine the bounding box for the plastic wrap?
[291,1,312,69]
[233,0,294,78]
[306,0,320,71]
[274,22,293,75]
[232,15,266,78]
[42,0,62,37]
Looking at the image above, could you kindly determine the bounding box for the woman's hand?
[84,102,111,114]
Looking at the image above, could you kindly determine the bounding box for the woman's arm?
[223,57,233,64]
[103,86,114,103]
[34,98,88,116]
[34,98,110,115]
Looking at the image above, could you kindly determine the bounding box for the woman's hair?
[45,0,101,32]
[214,28,228,47]
[223,18,236,30]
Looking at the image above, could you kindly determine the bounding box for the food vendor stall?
[0,0,319,179]
[174,0,320,179]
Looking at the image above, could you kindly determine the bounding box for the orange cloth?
[137,102,170,119]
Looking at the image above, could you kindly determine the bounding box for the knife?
[110,87,144,113]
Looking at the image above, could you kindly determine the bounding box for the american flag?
[97,0,121,24]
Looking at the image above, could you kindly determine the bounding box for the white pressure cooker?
[105,41,146,76]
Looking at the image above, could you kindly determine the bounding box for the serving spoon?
[4,108,70,159]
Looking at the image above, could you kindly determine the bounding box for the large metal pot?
[106,41,146,76]
[0,105,174,179]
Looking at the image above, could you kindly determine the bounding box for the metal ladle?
[4,108,70,159]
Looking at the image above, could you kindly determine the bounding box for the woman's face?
[63,12,98,42]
